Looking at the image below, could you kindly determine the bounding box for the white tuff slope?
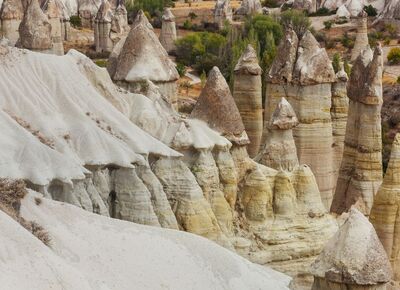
[4,191,291,290]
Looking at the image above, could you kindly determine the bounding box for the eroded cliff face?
[331,45,383,216]
[265,28,337,210]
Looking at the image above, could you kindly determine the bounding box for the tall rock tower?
[0,0,24,45]
[331,44,383,216]
[233,44,263,158]
[159,8,177,54]
[351,10,369,62]
[214,0,232,30]
[264,28,337,209]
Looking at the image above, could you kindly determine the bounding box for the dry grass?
[0,178,51,247]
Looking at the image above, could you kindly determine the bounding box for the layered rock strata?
[18,0,52,52]
[265,28,337,209]
[43,0,64,55]
[351,10,369,62]
[331,44,383,216]
[311,208,392,290]
[330,65,349,191]
[159,8,177,53]
[370,133,400,288]
[233,44,263,158]
[214,0,232,30]
[256,97,299,171]
[0,0,23,45]
[108,10,179,108]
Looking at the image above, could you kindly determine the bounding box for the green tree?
[130,0,174,16]
[332,53,341,73]
[280,10,311,39]
[388,48,400,65]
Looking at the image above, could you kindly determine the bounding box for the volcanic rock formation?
[370,133,400,288]
[94,0,113,53]
[331,44,383,216]
[159,8,177,53]
[351,10,369,62]
[233,44,263,157]
[330,65,349,190]
[214,0,232,29]
[0,0,23,45]
[108,10,179,108]
[18,0,52,51]
[256,97,299,171]
[265,28,337,209]
[43,0,64,55]
[235,0,262,16]
[379,0,400,20]
[311,208,392,290]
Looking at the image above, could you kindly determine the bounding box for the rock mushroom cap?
[0,0,24,20]
[111,10,179,83]
[311,208,392,285]
[234,44,262,75]
[190,66,249,144]
[268,98,298,130]
[347,44,383,105]
[336,64,349,82]
[162,7,175,21]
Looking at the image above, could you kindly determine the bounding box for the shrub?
[397,76,400,84]
[388,48,400,65]
[247,15,283,52]
[183,20,192,30]
[95,59,108,67]
[280,10,311,38]
[363,4,377,17]
[335,17,348,25]
[341,32,354,48]
[332,53,341,73]
[70,15,82,28]
[262,0,279,8]
[176,63,187,77]
[130,0,174,16]
[188,12,197,20]
[309,7,332,16]
[385,23,398,38]
[344,59,351,76]
[323,20,333,30]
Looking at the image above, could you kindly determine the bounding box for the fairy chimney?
[108,10,179,107]
[214,0,232,30]
[94,0,113,53]
[0,0,23,45]
[233,44,262,157]
[43,0,64,55]
[311,208,392,290]
[331,44,383,216]
[265,28,337,210]
[370,133,400,287]
[351,10,369,62]
[256,97,299,171]
[159,8,177,53]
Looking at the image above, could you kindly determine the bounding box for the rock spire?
[159,7,177,53]
[351,10,369,62]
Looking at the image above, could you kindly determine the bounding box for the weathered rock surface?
[370,133,400,287]
[94,0,113,53]
[331,65,349,192]
[191,66,249,145]
[351,10,369,62]
[108,10,179,107]
[256,97,299,171]
[0,0,23,45]
[233,44,262,157]
[331,45,383,216]
[379,0,400,19]
[214,0,232,29]
[159,8,177,53]
[235,0,262,16]
[265,28,337,210]
[311,208,392,289]
[18,0,52,51]
[43,0,64,55]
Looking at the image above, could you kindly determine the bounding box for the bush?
[70,15,82,28]
[363,5,377,17]
[309,7,332,16]
[247,15,283,52]
[332,53,341,73]
[176,63,186,77]
[388,48,400,65]
[344,59,351,76]
[341,32,354,48]
[397,76,400,84]
[323,20,333,30]
[280,10,311,38]
[262,0,279,8]
[385,23,398,38]
[130,0,174,16]
[95,59,108,67]
[183,20,192,30]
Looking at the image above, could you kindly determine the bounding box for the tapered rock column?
[43,0,64,55]
[370,133,400,288]
[214,0,232,30]
[94,0,113,53]
[311,208,392,290]
[331,65,349,189]
[18,0,52,52]
[0,0,23,45]
[351,10,369,62]
[265,28,336,209]
[159,8,177,54]
[256,97,299,171]
[331,44,383,216]
[235,0,262,17]
[233,44,262,158]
